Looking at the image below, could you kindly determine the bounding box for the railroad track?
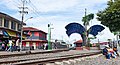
[0,49,69,58]
[0,50,101,65]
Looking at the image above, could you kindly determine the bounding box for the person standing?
[5,43,9,51]
[44,43,48,50]
[2,43,5,51]
[16,39,20,51]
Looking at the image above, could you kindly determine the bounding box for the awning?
[6,30,27,39]
[17,33,27,39]
[23,35,26,39]
[3,30,9,37]
[16,33,27,39]
[6,30,16,37]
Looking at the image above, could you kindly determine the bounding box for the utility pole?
[48,24,51,50]
[19,0,28,51]
[48,24,53,50]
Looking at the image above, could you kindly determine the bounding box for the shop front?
[0,29,27,51]
[22,40,47,50]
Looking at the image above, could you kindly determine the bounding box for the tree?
[82,13,94,46]
[82,13,94,26]
[97,0,120,33]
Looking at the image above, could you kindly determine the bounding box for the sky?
[0,0,116,43]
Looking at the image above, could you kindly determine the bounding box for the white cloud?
[0,0,115,43]
[29,0,79,12]
[2,0,20,10]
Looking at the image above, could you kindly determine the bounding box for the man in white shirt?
[7,40,13,52]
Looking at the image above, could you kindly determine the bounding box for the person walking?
[7,40,13,52]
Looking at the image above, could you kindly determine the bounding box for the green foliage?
[89,44,92,47]
[97,0,120,32]
[113,32,118,35]
[96,43,100,47]
[82,13,94,25]
[86,43,92,47]
[82,13,94,46]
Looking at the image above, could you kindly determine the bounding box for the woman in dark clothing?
[102,47,108,55]
[102,46,111,59]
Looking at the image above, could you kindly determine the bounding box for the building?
[74,39,83,50]
[22,27,47,50]
[0,12,27,50]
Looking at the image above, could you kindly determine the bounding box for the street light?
[20,17,33,51]
[24,17,33,22]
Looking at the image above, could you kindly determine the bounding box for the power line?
[27,0,52,24]
[7,0,21,7]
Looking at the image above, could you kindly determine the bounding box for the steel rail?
[0,51,101,65]
[0,49,69,58]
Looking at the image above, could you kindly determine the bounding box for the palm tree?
[82,9,94,46]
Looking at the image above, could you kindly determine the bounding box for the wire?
[27,0,52,25]
[7,0,21,7]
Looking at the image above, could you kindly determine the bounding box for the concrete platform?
[0,49,101,57]
[0,49,69,56]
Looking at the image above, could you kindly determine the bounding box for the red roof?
[74,40,83,44]
[23,27,47,34]
[23,27,39,31]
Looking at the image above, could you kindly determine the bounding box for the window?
[39,32,42,37]
[0,18,2,26]
[34,32,39,36]
[11,21,16,30]
[17,24,21,31]
[4,19,9,28]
